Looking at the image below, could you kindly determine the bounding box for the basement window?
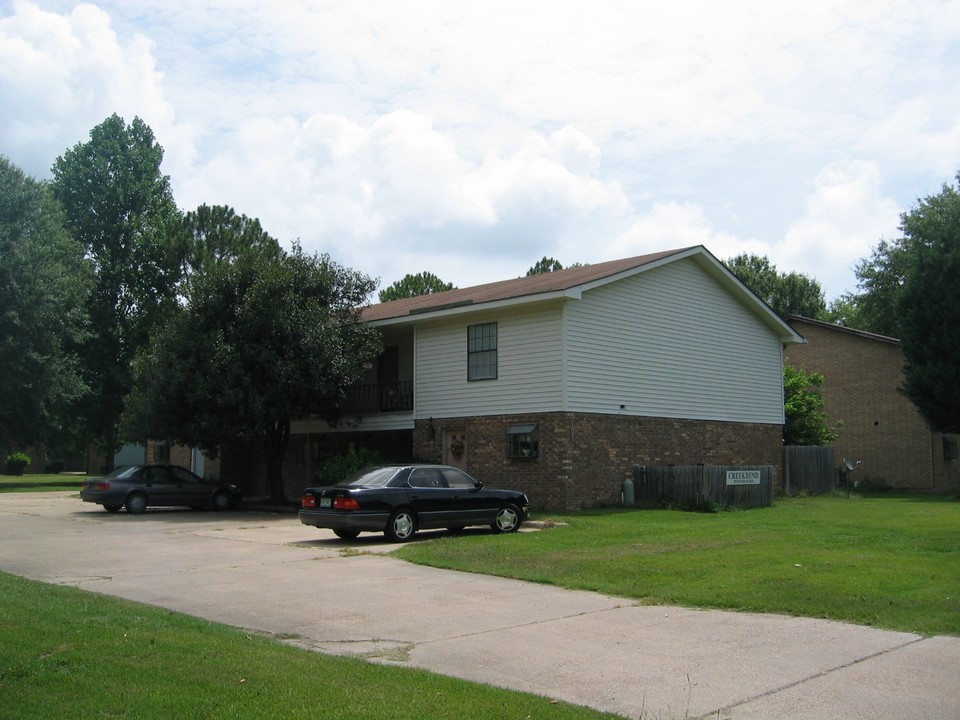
[507,424,539,459]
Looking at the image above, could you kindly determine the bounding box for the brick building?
[253,245,802,511]
[786,316,957,492]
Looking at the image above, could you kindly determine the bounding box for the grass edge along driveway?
[398,494,960,637]
[0,572,622,720]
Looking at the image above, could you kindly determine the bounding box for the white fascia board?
[368,288,580,328]
[684,247,805,346]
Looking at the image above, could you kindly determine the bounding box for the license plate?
[320,497,332,508]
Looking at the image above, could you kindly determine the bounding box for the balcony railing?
[343,381,413,414]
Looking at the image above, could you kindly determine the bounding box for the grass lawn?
[398,494,960,637]
[0,473,86,492]
[0,572,621,720]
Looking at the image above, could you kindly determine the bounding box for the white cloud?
[0,1,193,177]
[177,112,628,289]
[780,162,902,299]
[2,0,957,301]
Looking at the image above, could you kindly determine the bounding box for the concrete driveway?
[1,492,958,719]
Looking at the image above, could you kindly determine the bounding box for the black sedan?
[299,464,531,541]
[80,464,242,514]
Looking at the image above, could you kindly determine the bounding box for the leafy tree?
[379,271,454,302]
[823,292,864,329]
[839,239,911,337]
[526,256,564,275]
[725,254,826,319]
[896,175,960,432]
[126,246,382,501]
[783,364,840,446]
[50,114,182,468]
[171,203,281,290]
[0,157,90,450]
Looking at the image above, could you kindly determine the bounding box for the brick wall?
[415,412,783,512]
[786,318,956,491]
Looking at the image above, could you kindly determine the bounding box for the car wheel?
[385,508,417,542]
[125,493,148,514]
[212,490,233,511]
[102,504,122,513]
[492,504,522,533]
[333,529,361,540]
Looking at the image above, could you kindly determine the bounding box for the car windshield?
[105,466,140,480]
[345,467,402,487]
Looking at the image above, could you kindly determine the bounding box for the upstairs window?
[468,322,497,381]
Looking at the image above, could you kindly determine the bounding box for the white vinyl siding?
[415,302,564,418]
[564,260,785,424]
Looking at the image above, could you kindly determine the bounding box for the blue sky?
[2,1,959,302]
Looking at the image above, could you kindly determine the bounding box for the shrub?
[45,460,65,474]
[5,452,31,476]
[316,447,382,485]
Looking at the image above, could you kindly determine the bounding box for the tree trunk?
[103,424,118,474]
[263,419,291,503]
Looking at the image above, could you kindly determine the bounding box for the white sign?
[726,470,761,486]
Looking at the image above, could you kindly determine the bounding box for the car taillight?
[96,482,110,491]
[301,495,316,509]
[333,497,360,511]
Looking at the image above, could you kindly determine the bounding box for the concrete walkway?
[1,492,957,719]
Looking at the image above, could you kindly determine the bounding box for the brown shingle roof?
[363,246,695,322]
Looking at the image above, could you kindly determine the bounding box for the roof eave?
[369,287,580,327]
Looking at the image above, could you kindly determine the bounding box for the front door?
[443,430,467,470]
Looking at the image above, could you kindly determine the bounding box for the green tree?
[896,175,960,432]
[172,203,281,289]
[839,239,911,337]
[51,114,182,468]
[126,246,382,501]
[379,271,454,302]
[725,254,826,319]
[783,365,840,446]
[526,256,564,275]
[823,292,864,329]
[0,157,91,450]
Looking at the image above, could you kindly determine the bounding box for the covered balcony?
[343,380,413,413]
[342,330,414,415]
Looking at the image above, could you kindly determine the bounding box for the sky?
[2,1,959,303]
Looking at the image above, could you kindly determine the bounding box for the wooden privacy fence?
[629,465,773,509]
[784,445,836,496]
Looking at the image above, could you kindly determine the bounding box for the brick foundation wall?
[228,415,787,508]
[415,412,783,512]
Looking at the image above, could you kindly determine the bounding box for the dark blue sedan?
[299,464,531,541]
